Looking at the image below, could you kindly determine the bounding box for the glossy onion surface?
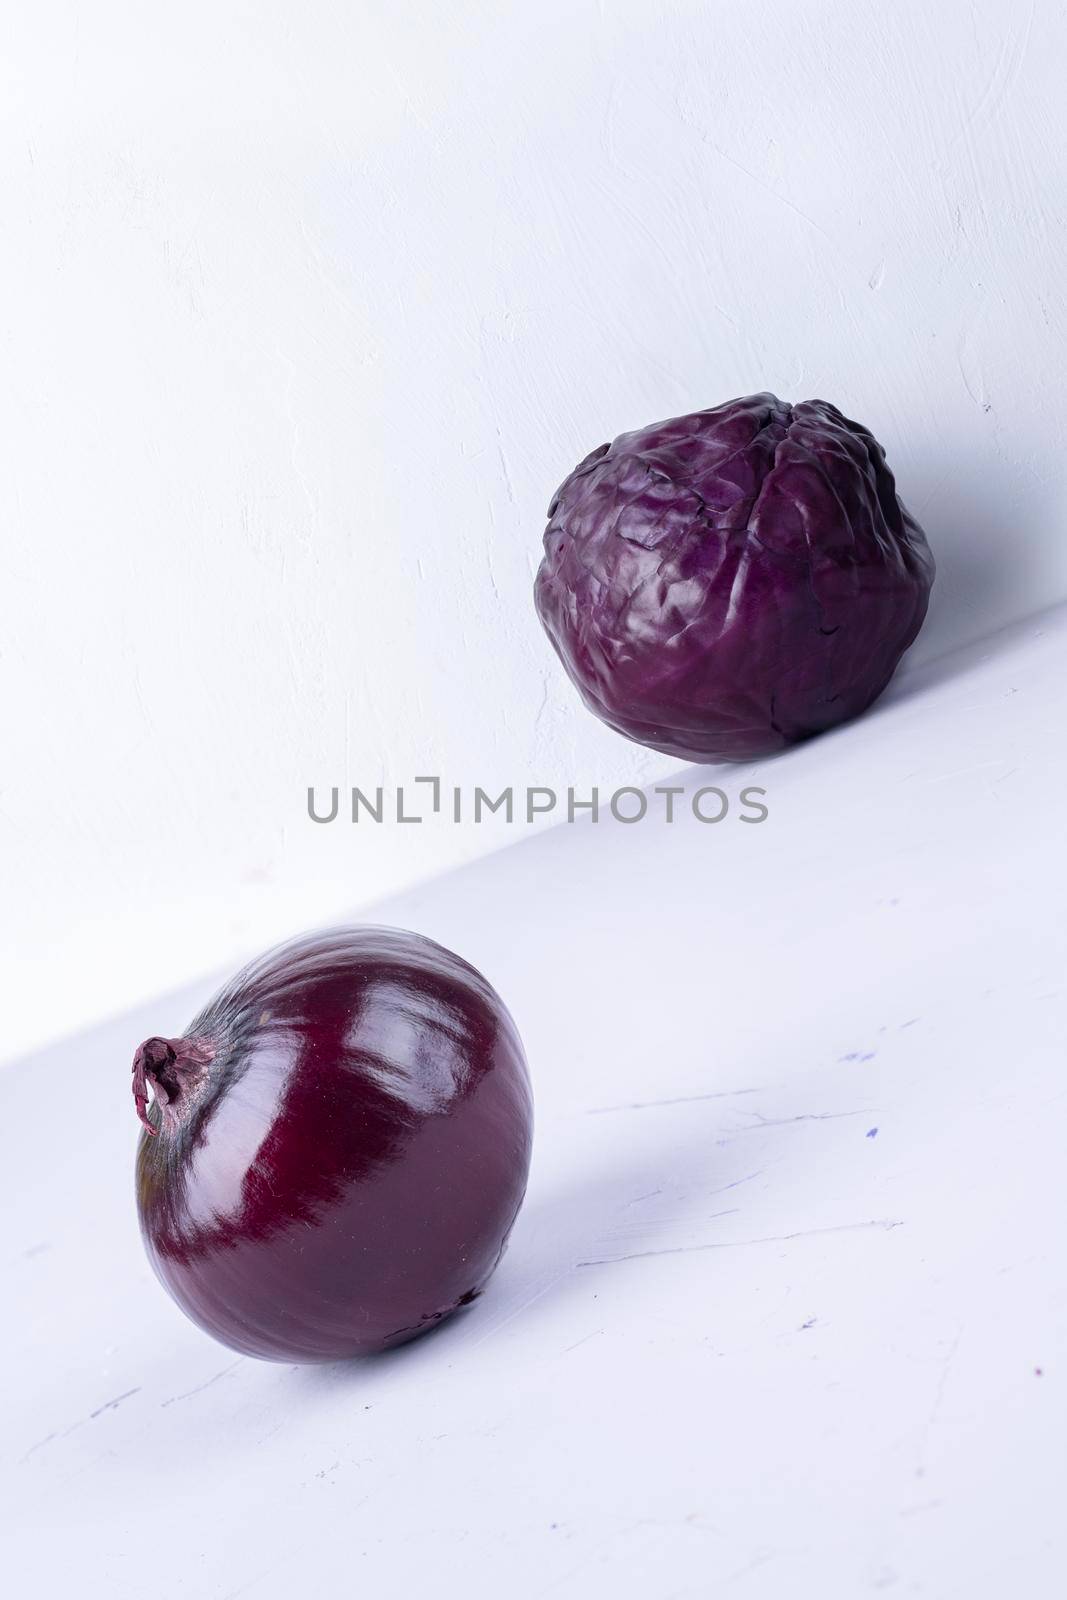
[535,394,934,762]
[133,927,533,1362]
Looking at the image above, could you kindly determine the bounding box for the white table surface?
[4,606,1066,1598]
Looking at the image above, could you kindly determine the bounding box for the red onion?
[132,927,533,1361]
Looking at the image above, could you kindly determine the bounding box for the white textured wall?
[2,0,1065,1061]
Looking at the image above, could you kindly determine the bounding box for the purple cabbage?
[534,394,934,762]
